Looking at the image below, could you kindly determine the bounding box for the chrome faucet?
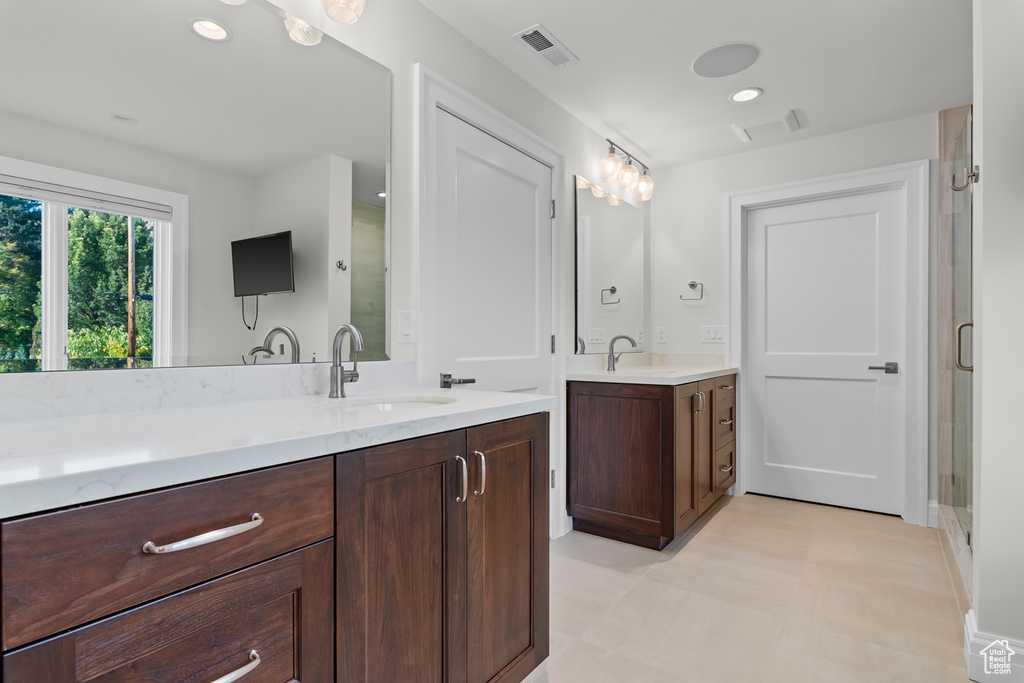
[249,325,301,363]
[329,323,365,398]
[607,334,637,372]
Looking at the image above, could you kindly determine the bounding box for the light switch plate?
[636,327,644,345]
[587,328,606,344]
[399,310,414,342]
[701,325,725,344]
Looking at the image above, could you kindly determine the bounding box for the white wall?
[651,113,941,502]
[971,0,1024,645]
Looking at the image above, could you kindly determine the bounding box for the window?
[0,156,187,371]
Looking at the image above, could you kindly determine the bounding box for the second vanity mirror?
[0,0,391,372]
[574,176,646,355]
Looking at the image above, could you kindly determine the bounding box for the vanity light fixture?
[284,12,323,46]
[607,194,623,206]
[599,139,654,201]
[590,184,607,199]
[190,18,231,42]
[322,0,365,24]
[730,87,763,103]
[578,176,639,208]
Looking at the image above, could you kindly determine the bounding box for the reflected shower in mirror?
[0,0,391,373]
[574,176,645,355]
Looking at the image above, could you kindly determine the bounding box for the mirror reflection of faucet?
[248,325,301,364]
[330,324,365,398]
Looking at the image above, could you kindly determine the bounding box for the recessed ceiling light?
[377,191,387,198]
[730,87,763,103]
[693,43,759,78]
[190,18,231,42]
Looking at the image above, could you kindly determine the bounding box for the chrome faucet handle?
[441,373,476,389]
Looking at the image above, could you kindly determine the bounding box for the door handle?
[867,362,899,374]
[441,373,477,389]
[955,321,974,372]
[472,450,487,496]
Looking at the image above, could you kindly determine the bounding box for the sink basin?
[316,395,458,412]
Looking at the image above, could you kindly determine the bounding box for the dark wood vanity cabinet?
[568,375,737,549]
[336,414,549,683]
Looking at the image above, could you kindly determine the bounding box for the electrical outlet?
[701,325,725,344]
[636,327,644,345]
[656,327,667,343]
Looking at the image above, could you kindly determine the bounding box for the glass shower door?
[951,110,973,544]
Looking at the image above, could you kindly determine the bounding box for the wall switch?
[656,327,667,344]
[636,327,644,345]
[587,328,606,344]
[399,310,414,342]
[701,325,725,344]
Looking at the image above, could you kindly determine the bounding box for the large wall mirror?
[574,176,646,355]
[0,0,391,372]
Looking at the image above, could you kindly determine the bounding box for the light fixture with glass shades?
[598,139,654,201]
[322,0,366,24]
[284,12,323,46]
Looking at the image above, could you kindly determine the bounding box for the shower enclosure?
[951,110,974,544]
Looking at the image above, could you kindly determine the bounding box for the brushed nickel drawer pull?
[209,650,260,683]
[142,513,263,554]
[719,419,733,426]
[720,384,734,390]
[455,455,468,503]
[472,450,487,496]
[719,465,733,473]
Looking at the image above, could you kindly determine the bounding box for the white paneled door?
[745,188,908,514]
[433,109,553,394]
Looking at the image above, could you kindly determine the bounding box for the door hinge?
[551,469,556,488]
[551,335,556,354]
[550,199,556,219]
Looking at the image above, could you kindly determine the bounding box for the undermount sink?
[316,395,458,412]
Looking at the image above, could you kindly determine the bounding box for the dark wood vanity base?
[567,375,737,550]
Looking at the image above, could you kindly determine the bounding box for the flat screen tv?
[231,231,295,297]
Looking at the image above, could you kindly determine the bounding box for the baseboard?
[964,609,1024,681]
[929,499,939,528]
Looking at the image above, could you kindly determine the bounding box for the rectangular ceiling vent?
[514,24,579,69]
[732,110,801,142]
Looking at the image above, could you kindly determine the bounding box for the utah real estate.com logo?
[981,639,1016,676]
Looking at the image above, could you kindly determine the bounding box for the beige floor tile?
[523,639,694,683]
[581,579,786,683]
[645,540,802,616]
[792,574,965,666]
[764,618,970,682]
[549,553,643,638]
[552,531,664,577]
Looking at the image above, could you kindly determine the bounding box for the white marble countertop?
[0,387,555,519]
[565,352,737,386]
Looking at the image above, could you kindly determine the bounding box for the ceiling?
[415,0,973,169]
[0,0,390,204]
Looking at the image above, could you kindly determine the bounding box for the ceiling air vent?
[514,24,579,69]
[732,110,801,142]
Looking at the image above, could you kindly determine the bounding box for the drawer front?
[2,541,334,683]
[714,374,736,400]
[714,442,736,494]
[713,396,736,451]
[2,457,333,651]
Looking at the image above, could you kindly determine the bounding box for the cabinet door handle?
[142,513,263,555]
[719,465,734,473]
[455,455,468,503]
[472,450,487,496]
[719,419,733,426]
[694,391,705,413]
[700,391,707,413]
[720,384,734,390]
[955,321,973,372]
[209,650,260,683]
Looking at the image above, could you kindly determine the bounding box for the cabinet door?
[673,383,698,535]
[466,415,549,683]
[2,542,333,683]
[336,432,468,683]
[695,379,717,515]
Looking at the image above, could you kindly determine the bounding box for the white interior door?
[745,188,907,514]
[432,109,553,393]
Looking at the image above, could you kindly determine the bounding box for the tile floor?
[525,493,969,683]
